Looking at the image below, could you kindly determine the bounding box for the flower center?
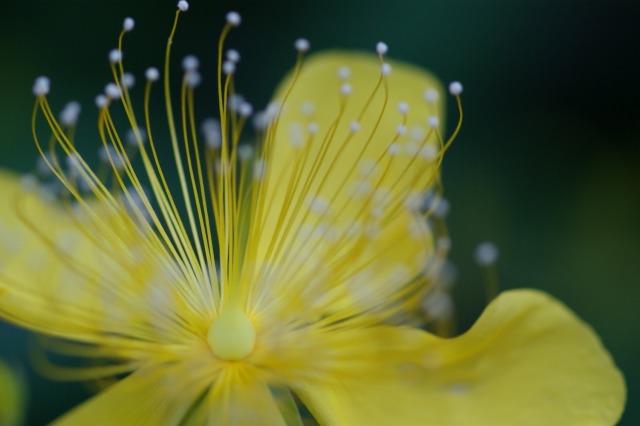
[207,307,256,360]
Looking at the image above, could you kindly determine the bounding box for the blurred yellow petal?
[0,361,25,426]
[247,52,446,319]
[53,364,207,426]
[296,289,625,425]
[0,171,208,358]
[54,362,288,426]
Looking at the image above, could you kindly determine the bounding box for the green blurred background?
[1,0,638,424]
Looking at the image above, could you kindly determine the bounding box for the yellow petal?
[0,171,207,354]
[295,289,625,425]
[247,52,445,318]
[53,363,210,426]
[0,361,24,426]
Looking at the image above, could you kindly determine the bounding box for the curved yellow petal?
[54,362,289,426]
[247,52,445,319]
[295,289,625,425]
[52,363,208,426]
[0,361,24,426]
[0,171,207,355]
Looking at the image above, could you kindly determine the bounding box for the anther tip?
[376,41,388,55]
[226,11,241,26]
[177,1,189,12]
[145,67,160,82]
[449,81,463,96]
[474,242,499,266]
[294,38,310,53]
[123,17,135,32]
[33,76,51,96]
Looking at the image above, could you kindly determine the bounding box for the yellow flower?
[0,361,25,426]
[0,2,625,425]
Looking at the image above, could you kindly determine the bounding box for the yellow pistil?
[207,307,256,360]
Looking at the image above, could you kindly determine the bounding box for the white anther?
[381,63,392,76]
[423,88,439,104]
[308,122,319,134]
[449,81,463,96]
[405,141,419,156]
[126,127,147,147]
[387,143,400,156]
[145,67,160,81]
[265,102,281,121]
[288,122,303,147]
[99,145,125,170]
[420,144,438,160]
[109,49,122,64]
[252,111,268,131]
[349,121,360,133]
[105,83,121,99]
[59,101,81,127]
[226,11,241,26]
[309,197,330,215]
[253,159,266,180]
[397,102,409,115]
[376,41,388,55]
[222,61,236,75]
[436,236,452,253]
[184,71,201,88]
[33,76,50,96]
[433,197,450,217]
[474,242,499,265]
[36,153,56,175]
[121,72,135,89]
[65,153,83,174]
[237,145,254,161]
[300,101,315,116]
[396,124,407,136]
[177,1,189,12]
[422,291,453,320]
[226,49,240,63]
[238,102,253,117]
[428,116,439,128]
[201,118,221,149]
[123,17,135,32]
[294,38,310,52]
[95,94,108,109]
[340,83,352,96]
[182,55,199,71]
[337,65,351,80]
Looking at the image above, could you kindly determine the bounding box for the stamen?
[474,241,498,266]
[95,94,108,109]
[181,55,200,72]
[104,83,122,99]
[122,17,135,32]
[108,49,122,64]
[226,49,240,63]
[337,65,351,80]
[397,101,409,115]
[145,67,160,82]
[121,72,135,89]
[222,61,236,75]
[423,88,439,104]
[376,41,389,56]
[294,38,310,53]
[226,11,241,27]
[59,101,82,127]
[177,1,189,12]
[474,241,500,303]
[449,81,463,96]
[33,76,50,96]
[381,63,392,76]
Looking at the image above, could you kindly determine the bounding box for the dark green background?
[1,0,638,424]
